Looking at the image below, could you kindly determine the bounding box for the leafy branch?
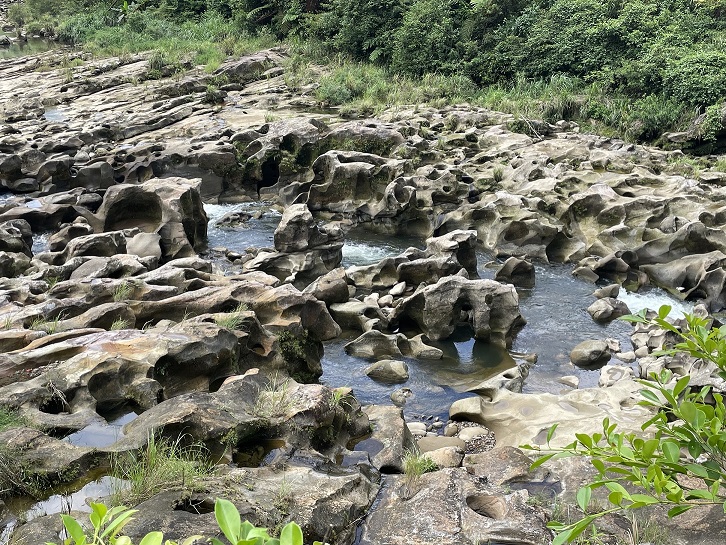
[522,305,726,544]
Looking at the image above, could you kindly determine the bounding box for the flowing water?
[204,203,691,416]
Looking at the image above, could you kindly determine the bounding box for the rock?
[364,360,409,384]
[587,297,630,323]
[273,203,342,253]
[364,405,417,473]
[394,276,525,346]
[570,339,611,370]
[92,178,207,262]
[494,256,535,288]
[407,422,427,436]
[599,365,635,387]
[358,468,550,545]
[593,284,620,299]
[449,377,651,448]
[390,388,412,406]
[417,436,465,453]
[426,446,464,468]
[559,375,580,388]
[458,425,490,441]
[302,267,349,305]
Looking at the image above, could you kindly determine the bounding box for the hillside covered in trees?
[8,0,726,148]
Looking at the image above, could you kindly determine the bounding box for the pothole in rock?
[466,494,507,520]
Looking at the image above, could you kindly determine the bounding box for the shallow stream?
[204,202,691,419]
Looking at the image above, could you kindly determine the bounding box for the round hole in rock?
[173,496,215,514]
[466,494,507,520]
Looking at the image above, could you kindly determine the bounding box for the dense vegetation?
[8,0,726,146]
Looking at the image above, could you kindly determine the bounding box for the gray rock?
[365,359,409,384]
[570,339,611,370]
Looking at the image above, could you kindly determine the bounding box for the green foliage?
[523,305,726,543]
[315,0,405,64]
[663,49,726,108]
[215,302,250,330]
[700,102,725,141]
[48,499,324,545]
[0,444,40,499]
[390,0,469,77]
[0,406,25,432]
[402,449,438,480]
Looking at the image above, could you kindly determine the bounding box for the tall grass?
[56,9,277,72]
[110,434,215,507]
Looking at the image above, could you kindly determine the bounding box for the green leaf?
[139,532,164,545]
[100,509,137,539]
[684,463,711,479]
[576,487,591,511]
[591,459,605,474]
[608,491,623,506]
[672,375,690,398]
[658,305,672,319]
[685,489,715,500]
[661,440,681,463]
[530,453,556,470]
[640,388,661,405]
[628,494,658,505]
[547,423,559,444]
[60,515,87,545]
[668,505,693,517]
[280,523,303,545]
[575,433,593,448]
[215,498,241,544]
[551,528,573,545]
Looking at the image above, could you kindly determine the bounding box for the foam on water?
[618,288,693,318]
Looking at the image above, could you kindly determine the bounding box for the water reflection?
[0,36,56,60]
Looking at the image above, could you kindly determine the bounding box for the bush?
[524,305,726,544]
[663,49,726,108]
[390,0,470,77]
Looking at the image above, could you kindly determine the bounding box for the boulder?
[92,178,207,262]
[587,297,630,323]
[358,468,550,545]
[494,256,535,288]
[364,360,409,384]
[394,276,525,346]
[570,339,611,370]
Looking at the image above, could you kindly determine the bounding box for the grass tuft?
[110,433,215,507]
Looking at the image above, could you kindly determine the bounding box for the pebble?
[558,375,579,389]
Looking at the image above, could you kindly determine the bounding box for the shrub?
[524,305,726,544]
[663,49,726,108]
[390,0,470,77]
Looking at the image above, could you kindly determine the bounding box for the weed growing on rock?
[493,166,504,183]
[328,388,352,410]
[0,407,26,432]
[29,312,65,334]
[402,449,437,488]
[214,302,250,331]
[0,445,40,499]
[110,433,214,507]
[252,374,294,420]
[110,318,128,331]
[112,281,133,302]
